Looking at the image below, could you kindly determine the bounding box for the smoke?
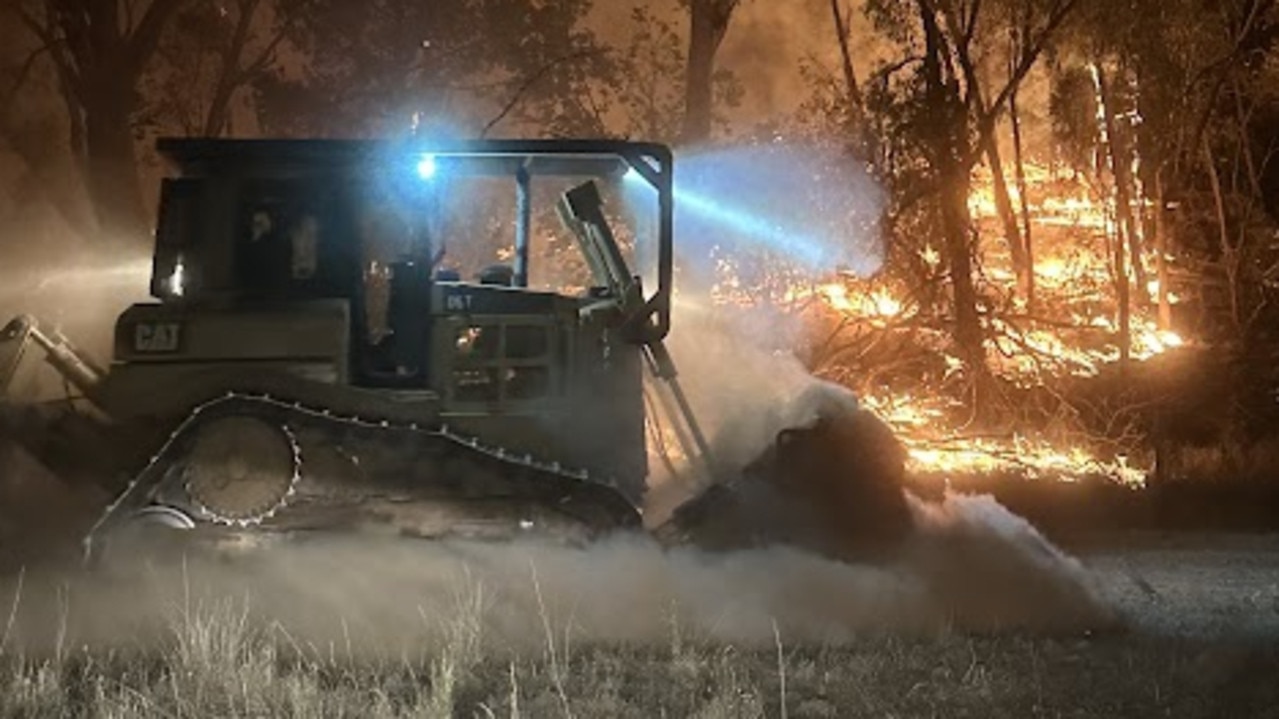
[587,1,844,128]
[641,308,1115,642]
[0,491,1112,660]
[670,143,884,284]
[0,249,149,567]
[628,139,1114,643]
[638,142,884,513]
[0,255,150,394]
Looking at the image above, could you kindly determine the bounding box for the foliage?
[1046,65,1096,173]
[142,0,291,138]
[251,0,608,138]
[597,6,743,143]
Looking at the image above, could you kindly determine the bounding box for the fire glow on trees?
[709,156,1187,488]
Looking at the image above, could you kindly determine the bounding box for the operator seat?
[476,264,515,286]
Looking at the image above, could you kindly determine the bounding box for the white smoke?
[634,141,1115,642]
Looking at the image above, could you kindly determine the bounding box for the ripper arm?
[0,315,107,405]
[556,182,718,488]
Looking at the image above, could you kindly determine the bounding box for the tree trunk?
[24,0,188,249]
[82,83,148,248]
[935,1,1026,309]
[1202,139,1240,333]
[1097,66,1149,308]
[1096,65,1132,371]
[982,132,1027,296]
[1113,212,1132,372]
[1009,68,1034,309]
[682,0,736,144]
[830,0,861,112]
[202,0,262,137]
[829,0,873,159]
[203,78,238,138]
[1154,169,1171,330]
[919,0,988,397]
[941,164,987,380]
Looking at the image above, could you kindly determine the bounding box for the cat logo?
[134,322,182,353]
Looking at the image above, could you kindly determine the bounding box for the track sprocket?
[182,415,299,524]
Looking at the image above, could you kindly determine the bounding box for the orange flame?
[707,157,1188,487]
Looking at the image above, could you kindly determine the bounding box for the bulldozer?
[0,138,911,566]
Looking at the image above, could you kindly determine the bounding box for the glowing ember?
[857,391,1145,486]
[903,438,1146,487]
[817,283,903,323]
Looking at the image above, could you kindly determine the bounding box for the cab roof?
[156,137,673,180]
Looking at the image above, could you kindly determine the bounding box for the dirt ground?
[1078,532,1279,641]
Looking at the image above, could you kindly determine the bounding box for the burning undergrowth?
[707,154,1210,489]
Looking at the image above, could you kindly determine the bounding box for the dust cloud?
[630,138,1111,648]
[0,252,150,401]
[0,491,1113,661]
[0,306,1119,660]
[0,245,151,564]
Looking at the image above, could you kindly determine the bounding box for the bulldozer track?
[85,392,641,557]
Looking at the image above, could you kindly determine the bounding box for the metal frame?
[156,137,675,340]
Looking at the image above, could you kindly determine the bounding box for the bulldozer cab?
[57,139,680,507]
[145,139,673,391]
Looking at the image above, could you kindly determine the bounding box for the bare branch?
[1,43,51,106]
[125,0,189,74]
[577,83,609,136]
[237,22,289,81]
[971,0,1079,161]
[959,0,981,55]
[10,4,55,52]
[10,3,84,97]
[869,55,924,87]
[829,0,862,111]
[1176,0,1277,185]
[480,50,603,138]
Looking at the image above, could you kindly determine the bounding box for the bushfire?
[715,158,1185,488]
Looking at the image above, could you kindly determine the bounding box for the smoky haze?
[588,0,846,128]
[643,141,883,515]
[0,493,1112,659]
[673,143,885,279]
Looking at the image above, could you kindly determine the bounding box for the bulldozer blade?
[656,400,913,563]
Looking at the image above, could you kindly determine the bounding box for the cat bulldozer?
[0,138,910,565]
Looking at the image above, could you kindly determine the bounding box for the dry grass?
[0,496,1269,717]
[0,581,1273,719]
